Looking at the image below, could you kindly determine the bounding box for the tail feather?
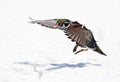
[94,45,107,56]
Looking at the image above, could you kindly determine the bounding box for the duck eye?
[63,22,69,27]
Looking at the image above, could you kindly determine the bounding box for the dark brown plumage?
[64,22,106,56]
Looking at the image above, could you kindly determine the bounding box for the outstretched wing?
[64,24,96,48]
[29,18,58,29]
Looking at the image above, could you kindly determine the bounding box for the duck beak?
[29,18,59,29]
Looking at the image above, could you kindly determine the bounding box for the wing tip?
[28,17,38,24]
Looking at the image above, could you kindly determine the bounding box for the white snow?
[0,0,120,82]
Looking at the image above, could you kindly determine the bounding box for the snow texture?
[0,0,120,82]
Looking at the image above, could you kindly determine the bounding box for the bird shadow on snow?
[14,61,101,71]
[13,61,101,78]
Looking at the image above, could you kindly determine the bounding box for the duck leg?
[75,49,88,54]
[73,44,78,52]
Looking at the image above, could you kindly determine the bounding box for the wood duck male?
[29,18,107,56]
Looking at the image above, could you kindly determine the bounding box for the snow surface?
[0,0,120,82]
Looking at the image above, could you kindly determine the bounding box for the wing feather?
[29,18,57,29]
[64,24,95,48]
